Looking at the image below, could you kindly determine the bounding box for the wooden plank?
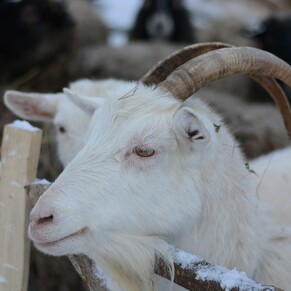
[0,123,42,291]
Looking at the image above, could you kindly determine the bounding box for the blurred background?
[0,0,291,290]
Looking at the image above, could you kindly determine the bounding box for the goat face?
[4,79,131,166]
[28,84,232,280]
[4,90,90,166]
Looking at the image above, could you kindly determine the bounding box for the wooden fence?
[0,122,283,291]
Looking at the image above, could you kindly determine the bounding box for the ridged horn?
[141,44,290,134]
[141,42,232,85]
[155,47,291,137]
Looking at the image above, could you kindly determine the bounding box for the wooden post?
[0,122,42,291]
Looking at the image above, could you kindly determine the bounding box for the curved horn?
[141,42,232,85]
[155,47,291,137]
[141,44,290,133]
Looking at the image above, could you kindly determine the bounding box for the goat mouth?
[34,227,88,249]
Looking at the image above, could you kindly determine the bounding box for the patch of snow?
[0,275,7,284]
[10,181,21,188]
[173,248,202,269]
[93,262,114,290]
[0,202,5,209]
[173,248,269,291]
[10,120,39,132]
[3,263,18,271]
[8,150,17,157]
[196,265,268,291]
[32,178,51,185]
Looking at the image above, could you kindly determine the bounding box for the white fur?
[4,78,130,166]
[250,146,291,225]
[27,82,291,290]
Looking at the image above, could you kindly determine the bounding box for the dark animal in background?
[0,0,74,81]
[248,14,291,64]
[130,0,195,43]
[246,14,291,102]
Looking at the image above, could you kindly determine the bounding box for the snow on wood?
[27,181,284,291]
[31,178,51,185]
[0,275,7,284]
[68,255,107,291]
[171,249,275,291]
[93,263,114,290]
[3,263,18,271]
[0,123,42,291]
[10,120,39,132]
[10,181,21,188]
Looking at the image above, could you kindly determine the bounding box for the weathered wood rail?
[0,122,42,291]
[0,121,284,291]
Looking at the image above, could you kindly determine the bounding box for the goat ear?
[4,90,59,122]
[63,88,104,115]
[173,107,212,147]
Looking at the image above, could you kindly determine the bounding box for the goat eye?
[58,126,66,134]
[133,145,155,157]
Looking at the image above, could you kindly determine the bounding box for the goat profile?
[26,43,291,290]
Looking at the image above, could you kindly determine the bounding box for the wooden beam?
[0,123,42,291]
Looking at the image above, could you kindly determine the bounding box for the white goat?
[5,44,291,290]
[4,79,288,169]
[4,78,129,166]
[5,78,291,228]
[25,44,291,291]
[5,43,291,290]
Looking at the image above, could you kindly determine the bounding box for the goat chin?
[88,233,174,291]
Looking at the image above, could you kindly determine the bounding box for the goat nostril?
[36,215,53,225]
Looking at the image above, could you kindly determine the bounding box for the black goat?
[0,0,74,81]
[246,14,291,102]
[129,0,195,43]
[249,14,291,64]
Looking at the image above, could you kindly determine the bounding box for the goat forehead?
[101,85,178,119]
[90,113,174,150]
[88,88,179,140]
